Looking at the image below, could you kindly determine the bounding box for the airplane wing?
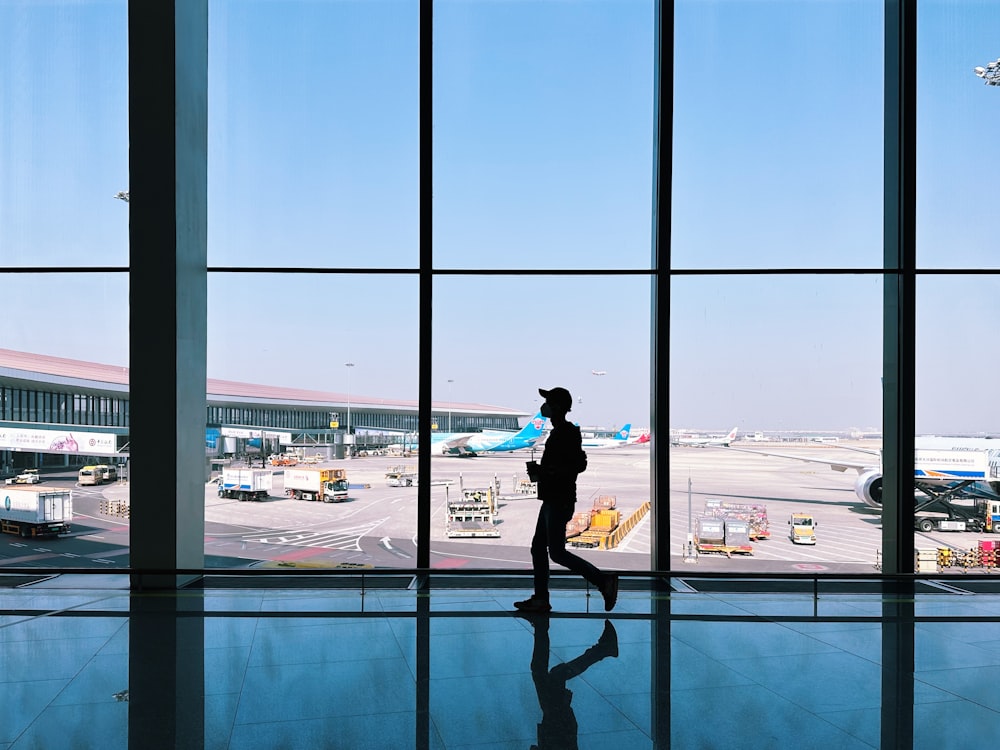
[725,446,874,474]
[438,435,477,456]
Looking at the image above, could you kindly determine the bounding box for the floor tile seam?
[230,706,418,729]
[912,676,1000,714]
[803,708,882,748]
[230,607,264,745]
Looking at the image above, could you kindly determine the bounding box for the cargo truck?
[218,468,274,502]
[0,488,72,537]
[284,467,349,502]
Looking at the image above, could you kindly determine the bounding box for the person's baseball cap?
[539,386,573,413]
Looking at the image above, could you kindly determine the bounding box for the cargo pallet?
[696,544,754,558]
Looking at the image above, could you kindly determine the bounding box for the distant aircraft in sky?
[591,370,607,376]
[671,426,738,447]
[582,424,632,449]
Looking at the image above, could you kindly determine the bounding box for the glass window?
[434,0,655,270]
[0,2,129,267]
[433,274,652,570]
[208,0,419,269]
[673,0,883,269]
[670,275,883,570]
[918,1,1000,268]
[207,273,418,568]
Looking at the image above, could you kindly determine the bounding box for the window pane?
[206,273,418,569]
[918,1,1000,268]
[1,2,129,267]
[208,0,419,268]
[916,276,1000,560]
[0,272,129,568]
[434,0,655,270]
[670,275,883,571]
[433,275,652,572]
[673,0,883,269]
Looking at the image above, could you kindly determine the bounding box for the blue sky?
[2,0,999,434]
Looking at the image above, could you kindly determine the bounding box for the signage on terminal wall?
[0,428,117,455]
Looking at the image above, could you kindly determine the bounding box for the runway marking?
[245,517,390,552]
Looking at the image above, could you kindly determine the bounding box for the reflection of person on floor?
[523,616,618,750]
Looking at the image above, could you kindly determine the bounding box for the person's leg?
[515,505,553,611]
[545,503,619,611]
[529,504,551,599]
[545,503,603,587]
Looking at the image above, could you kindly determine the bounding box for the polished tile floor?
[1,574,999,749]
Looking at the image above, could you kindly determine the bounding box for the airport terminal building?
[0,348,526,474]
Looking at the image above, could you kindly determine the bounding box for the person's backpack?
[576,449,588,474]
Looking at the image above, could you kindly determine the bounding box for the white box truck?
[284,468,348,502]
[218,468,274,502]
[0,487,72,537]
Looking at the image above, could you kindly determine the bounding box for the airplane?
[581,424,632,449]
[591,370,607,376]
[387,414,548,457]
[671,426,738,447]
[729,435,1000,512]
[436,412,547,456]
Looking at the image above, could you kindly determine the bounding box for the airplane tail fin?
[726,427,738,441]
[615,424,632,441]
[517,413,547,439]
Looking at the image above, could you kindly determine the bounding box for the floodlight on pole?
[447,379,454,432]
[345,363,355,442]
[974,58,1000,86]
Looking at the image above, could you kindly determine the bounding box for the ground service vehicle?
[446,486,499,537]
[788,513,817,544]
[218,468,274,501]
[913,497,999,533]
[6,469,40,485]
[78,466,102,486]
[284,468,349,502]
[386,466,418,487]
[0,488,72,537]
[79,465,117,486]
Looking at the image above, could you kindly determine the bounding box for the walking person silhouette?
[515,387,619,614]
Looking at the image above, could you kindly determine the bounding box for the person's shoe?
[514,596,552,613]
[599,574,619,612]
[597,619,619,657]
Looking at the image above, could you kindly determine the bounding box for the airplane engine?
[854,469,883,508]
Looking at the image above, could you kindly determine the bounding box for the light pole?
[974,58,1000,86]
[447,379,454,432]
[345,362,355,457]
